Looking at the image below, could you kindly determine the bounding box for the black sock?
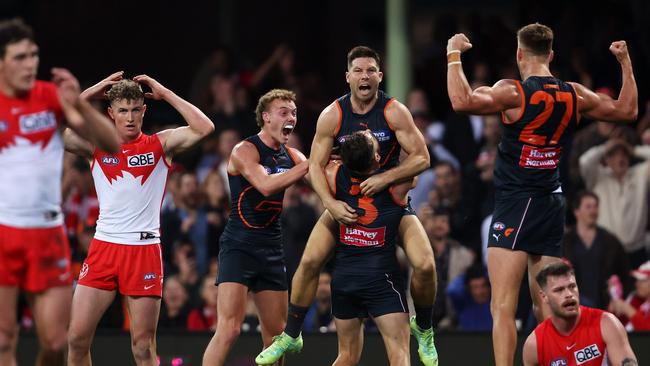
[414,305,433,330]
[285,303,309,338]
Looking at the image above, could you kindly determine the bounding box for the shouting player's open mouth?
[282,122,295,137]
[562,299,578,312]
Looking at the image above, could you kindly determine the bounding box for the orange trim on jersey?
[237,186,283,229]
[380,141,398,167]
[333,100,343,137]
[388,185,408,207]
[501,80,526,125]
[569,83,582,125]
[330,162,341,196]
[543,84,559,89]
[286,147,301,165]
[383,98,396,131]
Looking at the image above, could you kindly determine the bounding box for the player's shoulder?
[31,80,59,100]
[231,138,258,159]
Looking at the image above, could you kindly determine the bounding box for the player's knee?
[131,334,155,361]
[412,254,435,280]
[67,331,91,356]
[40,331,67,354]
[218,320,242,345]
[336,350,361,366]
[0,326,17,353]
[490,297,517,318]
[387,347,409,365]
[299,254,324,276]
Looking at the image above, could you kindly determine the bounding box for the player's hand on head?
[133,74,168,100]
[360,174,389,197]
[81,71,124,100]
[447,33,473,54]
[52,67,81,105]
[327,200,358,225]
[609,40,629,63]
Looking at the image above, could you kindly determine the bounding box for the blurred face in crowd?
[218,129,240,159]
[108,98,146,141]
[0,39,39,95]
[210,74,236,107]
[203,171,227,203]
[200,276,219,307]
[262,98,297,145]
[604,148,630,178]
[541,274,580,320]
[574,195,599,228]
[423,212,450,241]
[635,277,650,299]
[482,115,502,145]
[407,89,429,113]
[346,57,383,104]
[468,276,490,304]
[434,164,457,198]
[163,277,188,312]
[179,173,200,207]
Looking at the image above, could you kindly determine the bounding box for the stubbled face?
[346,57,383,103]
[574,196,599,227]
[262,98,297,145]
[0,39,39,96]
[542,274,580,319]
[108,98,146,141]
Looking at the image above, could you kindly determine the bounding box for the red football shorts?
[0,223,72,292]
[77,239,163,297]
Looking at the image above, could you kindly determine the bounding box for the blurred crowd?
[18,13,650,335]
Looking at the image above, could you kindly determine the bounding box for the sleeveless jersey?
[494,76,578,199]
[333,90,401,169]
[222,135,297,246]
[0,81,65,228]
[91,133,170,244]
[535,306,607,366]
[332,165,405,274]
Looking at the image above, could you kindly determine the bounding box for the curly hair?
[106,79,144,104]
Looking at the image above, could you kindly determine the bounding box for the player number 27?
[519,90,574,146]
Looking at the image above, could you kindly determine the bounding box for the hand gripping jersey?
[222,135,297,246]
[0,81,65,227]
[494,76,579,199]
[92,133,169,244]
[333,90,401,170]
[535,306,607,366]
[332,164,405,274]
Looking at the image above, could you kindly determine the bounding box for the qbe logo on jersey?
[127,152,155,167]
[574,344,601,365]
[19,111,57,133]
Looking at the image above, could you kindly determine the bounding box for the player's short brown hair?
[255,89,296,128]
[517,23,553,56]
[347,46,381,70]
[536,261,575,289]
[0,18,35,58]
[106,79,144,104]
[340,131,375,173]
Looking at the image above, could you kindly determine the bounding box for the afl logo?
[492,222,505,231]
[102,156,119,165]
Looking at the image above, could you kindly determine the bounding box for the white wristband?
[446,50,461,56]
[447,61,462,66]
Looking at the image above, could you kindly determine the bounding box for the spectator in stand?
[303,272,335,333]
[249,44,299,99]
[447,264,493,331]
[563,191,631,309]
[158,276,192,329]
[204,74,257,138]
[162,172,210,274]
[609,260,650,331]
[188,276,219,331]
[580,138,650,268]
[172,239,202,308]
[201,170,229,259]
[434,161,480,251]
[420,205,474,328]
[281,182,319,283]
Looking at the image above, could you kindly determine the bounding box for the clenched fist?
[609,40,630,64]
[447,33,473,54]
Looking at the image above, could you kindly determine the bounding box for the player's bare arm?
[63,128,93,159]
[79,71,124,100]
[601,312,638,365]
[569,41,637,123]
[230,140,308,197]
[53,68,120,154]
[522,332,539,366]
[289,146,311,185]
[359,100,429,197]
[446,33,522,116]
[310,102,358,225]
[134,74,215,157]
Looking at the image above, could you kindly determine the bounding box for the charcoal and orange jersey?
[494,76,579,199]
